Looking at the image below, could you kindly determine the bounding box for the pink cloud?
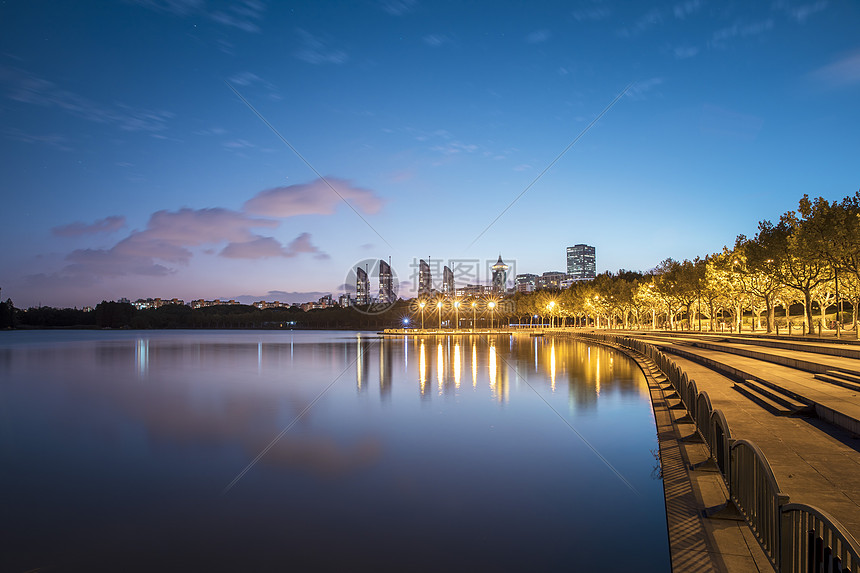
[243,177,384,217]
[52,215,126,237]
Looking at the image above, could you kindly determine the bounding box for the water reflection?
[346,334,648,407]
[0,331,667,572]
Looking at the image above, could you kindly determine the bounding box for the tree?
[757,212,831,335]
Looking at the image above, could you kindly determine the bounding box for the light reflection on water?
[0,330,668,572]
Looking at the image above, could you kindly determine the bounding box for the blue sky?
[1,0,858,308]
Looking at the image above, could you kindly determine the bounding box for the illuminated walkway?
[569,329,860,572]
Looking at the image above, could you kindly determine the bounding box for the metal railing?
[781,504,860,573]
[573,331,860,573]
[731,439,789,567]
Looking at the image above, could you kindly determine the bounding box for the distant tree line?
[10,300,414,330]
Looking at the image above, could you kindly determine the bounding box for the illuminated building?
[379,259,394,304]
[356,266,370,305]
[442,265,454,296]
[491,255,509,295]
[515,273,538,293]
[566,244,596,281]
[418,259,432,296]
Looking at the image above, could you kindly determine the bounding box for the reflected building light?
[356,340,363,391]
[437,342,444,392]
[595,351,601,396]
[534,337,538,371]
[488,343,497,391]
[550,340,556,392]
[472,342,477,388]
[454,343,461,389]
[419,340,427,395]
[404,336,408,370]
[136,338,149,377]
[379,341,384,390]
[258,341,262,374]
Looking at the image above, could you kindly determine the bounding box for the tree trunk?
[804,290,815,335]
[765,295,774,333]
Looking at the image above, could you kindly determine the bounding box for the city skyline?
[2,1,858,308]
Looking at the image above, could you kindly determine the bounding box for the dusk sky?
[2,0,858,308]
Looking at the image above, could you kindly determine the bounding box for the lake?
[0,330,669,572]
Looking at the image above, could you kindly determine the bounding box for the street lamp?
[488,300,496,330]
[453,300,460,331]
[419,301,426,330]
[547,301,556,328]
[471,300,477,331]
[437,301,443,330]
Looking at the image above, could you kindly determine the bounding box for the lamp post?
[437,301,443,330]
[419,301,426,330]
[453,300,460,331]
[547,301,556,328]
[471,301,477,331]
[488,301,496,330]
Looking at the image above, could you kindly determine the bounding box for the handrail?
[710,409,732,488]
[730,439,790,568]
[780,503,860,573]
[696,392,713,444]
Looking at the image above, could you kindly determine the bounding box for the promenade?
[557,328,860,572]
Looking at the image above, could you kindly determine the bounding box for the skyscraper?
[442,265,454,296]
[566,244,596,281]
[378,259,394,304]
[418,259,431,296]
[356,265,370,305]
[491,255,509,295]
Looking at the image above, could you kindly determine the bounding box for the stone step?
[732,380,794,416]
[814,372,860,393]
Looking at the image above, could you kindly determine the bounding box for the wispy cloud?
[626,77,663,99]
[810,50,860,89]
[775,0,828,23]
[294,29,349,65]
[711,19,775,47]
[674,45,699,59]
[2,127,71,150]
[210,0,266,33]
[673,0,704,19]
[525,29,552,44]
[380,0,417,16]
[243,178,384,217]
[423,33,453,47]
[572,5,612,22]
[131,0,266,33]
[52,216,126,237]
[0,64,172,133]
[618,8,664,37]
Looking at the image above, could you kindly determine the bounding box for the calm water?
[0,330,669,572]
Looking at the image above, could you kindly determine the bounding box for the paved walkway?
[623,346,772,572]
[596,331,860,545]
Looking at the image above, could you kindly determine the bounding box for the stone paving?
[564,329,860,572]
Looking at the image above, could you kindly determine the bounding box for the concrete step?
[732,380,796,416]
[814,372,860,393]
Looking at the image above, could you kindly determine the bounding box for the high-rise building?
[566,244,596,281]
[356,266,370,305]
[515,273,538,293]
[491,255,509,295]
[418,259,432,297]
[378,259,394,304]
[442,265,454,296]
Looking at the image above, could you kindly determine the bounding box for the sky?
[1,0,858,308]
